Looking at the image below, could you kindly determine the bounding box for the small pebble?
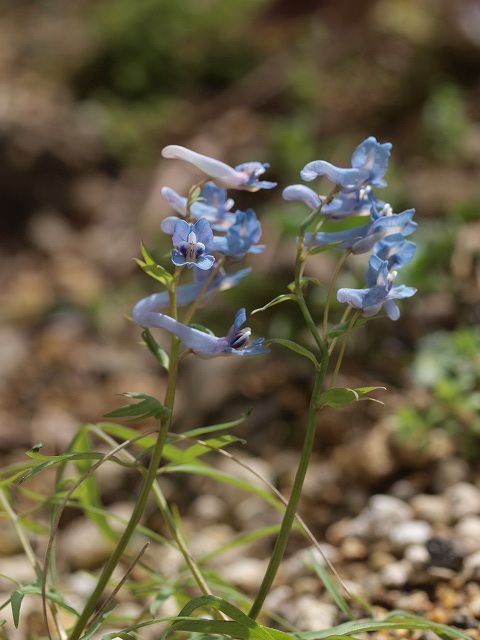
[389,520,433,548]
[404,544,429,566]
[340,537,368,560]
[380,560,411,587]
[455,516,480,554]
[410,494,450,525]
[445,482,480,520]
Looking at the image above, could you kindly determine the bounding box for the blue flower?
[161,182,236,230]
[301,137,392,192]
[161,217,215,270]
[304,206,416,255]
[132,267,252,318]
[212,209,264,259]
[162,145,276,192]
[282,185,321,210]
[132,306,268,358]
[337,255,417,320]
[365,236,416,285]
[322,189,385,220]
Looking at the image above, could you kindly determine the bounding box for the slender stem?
[0,490,66,639]
[328,305,352,356]
[248,370,323,619]
[69,273,182,640]
[182,256,225,325]
[331,311,359,387]
[322,251,350,340]
[92,427,214,600]
[250,200,338,619]
[87,542,150,630]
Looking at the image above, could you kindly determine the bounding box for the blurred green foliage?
[393,328,480,459]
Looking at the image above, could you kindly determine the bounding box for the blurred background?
[2,0,480,634]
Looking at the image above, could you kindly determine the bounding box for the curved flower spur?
[162,145,277,191]
[132,306,268,358]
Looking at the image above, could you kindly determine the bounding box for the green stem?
[331,311,359,387]
[322,251,350,340]
[249,209,333,619]
[248,370,323,619]
[69,273,181,640]
[182,256,225,325]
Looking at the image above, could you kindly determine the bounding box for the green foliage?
[318,387,385,409]
[423,82,469,161]
[136,243,173,287]
[393,327,480,459]
[104,392,171,421]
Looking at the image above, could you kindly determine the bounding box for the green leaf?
[161,463,282,510]
[104,392,171,421]
[200,524,285,563]
[252,294,296,315]
[71,429,118,542]
[354,386,386,405]
[268,339,319,368]
[11,590,24,628]
[287,277,323,293]
[136,243,173,286]
[309,551,354,619]
[142,329,169,370]
[161,596,292,640]
[328,316,367,338]
[296,615,474,640]
[150,588,175,615]
[317,387,359,408]
[176,435,245,463]
[307,241,343,255]
[181,410,252,439]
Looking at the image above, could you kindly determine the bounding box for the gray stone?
[445,482,480,520]
[380,560,412,587]
[455,516,480,554]
[410,494,450,525]
[389,520,433,548]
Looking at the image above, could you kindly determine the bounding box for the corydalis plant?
[64,140,422,640]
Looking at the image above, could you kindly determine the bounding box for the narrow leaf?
[142,329,169,370]
[317,387,359,408]
[252,294,296,315]
[309,551,354,619]
[10,590,24,628]
[268,339,319,368]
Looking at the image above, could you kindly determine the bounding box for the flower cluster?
[132,146,275,357]
[283,136,417,319]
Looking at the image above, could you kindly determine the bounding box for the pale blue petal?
[161,187,187,216]
[162,145,245,188]
[384,300,400,320]
[300,160,368,190]
[351,137,392,185]
[161,216,182,235]
[282,185,321,209]
[389,285,417,299]
[172,219,190,245]
[195,254,215,270]
[192,218,214,249]
[212,236,229,253]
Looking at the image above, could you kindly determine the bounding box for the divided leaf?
[136,243,173,286]
[317,386,386,409]
[104,393,171,422]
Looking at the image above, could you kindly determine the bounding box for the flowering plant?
[1,138,471,640]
